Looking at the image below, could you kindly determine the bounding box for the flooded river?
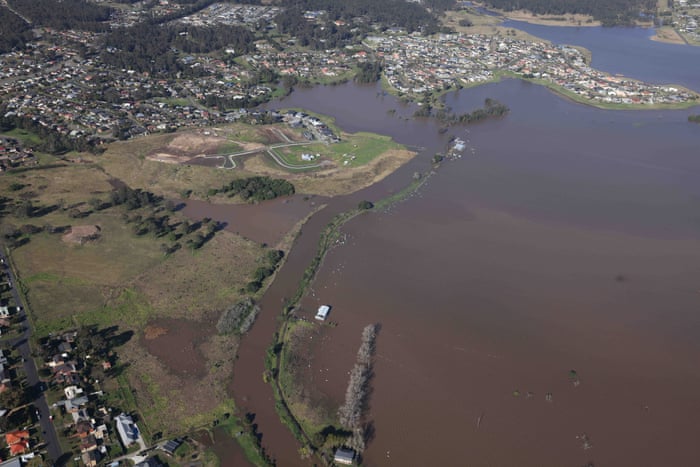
[226,76,700,466]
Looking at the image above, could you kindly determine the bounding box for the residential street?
[1,249,63,463]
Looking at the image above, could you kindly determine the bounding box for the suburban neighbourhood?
[1,2,697,159]
[0,251,189,466]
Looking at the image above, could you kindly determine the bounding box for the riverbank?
[650,26,688,45]
[262,172,433,463]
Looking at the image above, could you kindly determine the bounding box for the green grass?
[272,132,402,168]
[215,141,244,155]
[2,128,43,146]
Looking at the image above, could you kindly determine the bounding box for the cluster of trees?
[216,297,261,335]
[277,0,444,34]
[11,0,112,31]
[0,8,34,53]
[354,62,383,84]
[100,23,255,76]
[275,8,358,49]
[246,249,285,293]
[211,176,295,202]
[338,323,378,453]
[481,0,657,26]
[434,98,509,124]
[110,185,162,211]
[274,0,448,49]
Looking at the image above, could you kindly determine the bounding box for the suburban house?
[5,430,30,456]
[116,413,139,448]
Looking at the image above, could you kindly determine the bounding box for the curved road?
[1,248,63,464]
[201,141,328,170]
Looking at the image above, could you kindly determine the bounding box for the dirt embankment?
[147,132,231,164]
[651,27,687,45]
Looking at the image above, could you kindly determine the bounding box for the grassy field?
[0,152,281,461]
[272,131,402,168]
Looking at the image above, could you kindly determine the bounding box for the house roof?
[9,440,28,455]
[5,430,29,445]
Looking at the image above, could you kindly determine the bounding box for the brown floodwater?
[141,318,212,378]
[228,80,700,466]
[181,194,324,246]
[196,427,253,467]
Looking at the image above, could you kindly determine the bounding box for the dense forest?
[0,8,33,53]
[481,0,657,26]
[9,0,113,31]
[354,61,383,84]
[275,0,448,39]
[101,23,256,76]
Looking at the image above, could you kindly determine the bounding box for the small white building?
[333,447,355,465]
[315,305,330,321]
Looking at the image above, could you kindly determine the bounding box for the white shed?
[315,305,330,321]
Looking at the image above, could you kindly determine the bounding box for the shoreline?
[262,171,433,462]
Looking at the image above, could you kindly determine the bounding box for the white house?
[315,305,330,321]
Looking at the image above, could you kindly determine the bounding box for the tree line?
[338,323,378,454]
[209,176,295,202]
[481,0,657,26]
[0,7,34,53]
[10,0,113,31]
[437,97,510,124]
[100,22,256,76]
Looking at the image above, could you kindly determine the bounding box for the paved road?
[0,249,63,463]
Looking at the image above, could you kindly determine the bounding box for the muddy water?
[141,318,212,378]
[231,79,700,466]
[181,195,324,246]
[196,427,252,467]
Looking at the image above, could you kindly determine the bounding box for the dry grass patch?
[133,231,265,320]
[10,212,165,331]
[1,163,114,208]
[99,142,235,200]
[651,27,686,44]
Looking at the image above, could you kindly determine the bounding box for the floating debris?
[570,369,581,386]
[576,433,593,450]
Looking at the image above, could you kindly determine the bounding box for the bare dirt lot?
[148,131,230,164]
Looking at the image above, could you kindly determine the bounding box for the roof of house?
[5,430,29,445]
[9,440,29,455]
[116,413,139,446]
[334,447,355,463]
[0,458,22,467]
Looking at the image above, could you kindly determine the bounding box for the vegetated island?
[415,97,510,124]
[689,114,700,123]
